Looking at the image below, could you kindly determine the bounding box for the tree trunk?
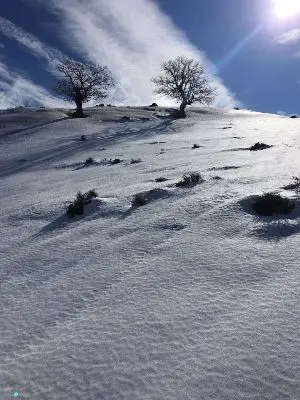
[74,96,84,118]
[179,100,187,118]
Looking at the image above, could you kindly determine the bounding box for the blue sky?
[1,0,300,113]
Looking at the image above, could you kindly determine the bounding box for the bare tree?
[152,56,215,118]
[56,59,115,117]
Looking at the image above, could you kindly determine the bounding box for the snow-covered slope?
[0,106,299,400]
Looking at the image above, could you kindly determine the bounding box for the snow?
[0,105,299,399]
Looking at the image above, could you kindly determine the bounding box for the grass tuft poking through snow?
[175,173,204,188]
[282,177,300,192]
[155,177,169,183]
[132,193,148,207]
[84,157,95,166]
[66,189,98,217]
[249,142,272,151]
[132,188,169,207]
[130,158,142,164]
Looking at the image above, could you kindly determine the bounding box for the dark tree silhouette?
[152,56,215,118]
[56,59,115,117]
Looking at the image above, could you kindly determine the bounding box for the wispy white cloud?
[44,0,236,107]
[0,16,64,73]
[275,29,300,44]
[0,18,70,109]
[0,61,70,109]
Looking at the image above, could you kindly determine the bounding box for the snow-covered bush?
[252,193,294,216]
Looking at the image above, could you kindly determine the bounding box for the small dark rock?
[121,116,130,121]
[149,103,158,107]
[80,135,86,141]
[234,107,240,110]
[192,144,201,149]
[290,115,297,118]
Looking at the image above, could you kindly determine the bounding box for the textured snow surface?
[0,106,299,399]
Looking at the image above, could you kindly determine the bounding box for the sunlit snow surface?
[0,106,299,399]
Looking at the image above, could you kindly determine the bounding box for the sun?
[273,0,300,19]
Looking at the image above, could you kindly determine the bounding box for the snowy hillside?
[0,105,299,400]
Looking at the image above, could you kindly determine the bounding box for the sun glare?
[273,0,300,19]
